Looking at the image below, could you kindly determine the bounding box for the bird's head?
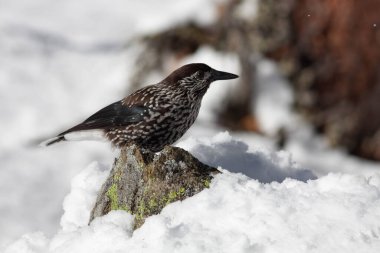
[162,63,238,98]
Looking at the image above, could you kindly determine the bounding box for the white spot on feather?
[64,130,107,142]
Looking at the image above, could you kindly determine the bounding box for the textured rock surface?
[89,145,218,229]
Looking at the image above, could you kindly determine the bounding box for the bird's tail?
[39,135,66,147]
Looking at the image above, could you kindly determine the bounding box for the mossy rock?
[89,145,218,229]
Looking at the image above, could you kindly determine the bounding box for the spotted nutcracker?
[42,63,238,151]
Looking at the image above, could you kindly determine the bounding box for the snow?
[2,0,380,252]
[254,59,295,135]
[59,162,109,232]
[0,0,223,45]
[4,133,380,252]
[177,132,316,183]
[0,0,226,247]
[235,0,259,22]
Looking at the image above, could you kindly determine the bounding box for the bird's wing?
[58,100,149,136]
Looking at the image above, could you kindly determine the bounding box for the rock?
[89,145,219,229]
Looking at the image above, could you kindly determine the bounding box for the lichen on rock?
[89,145,218,229]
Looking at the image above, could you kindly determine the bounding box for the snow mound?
[5,133,380,253]
[60,162,109,232]
[0,0,231,246]
[177,132,316,183]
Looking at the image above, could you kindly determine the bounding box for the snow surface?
[5,133,380,253]
[0,0,227,247]
[2,0,380,251]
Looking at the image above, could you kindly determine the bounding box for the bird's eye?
[196,71,204,79]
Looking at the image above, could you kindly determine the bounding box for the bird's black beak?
[212,69,239,81]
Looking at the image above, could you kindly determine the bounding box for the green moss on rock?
[106,183,119,210]
[106,183,130,212]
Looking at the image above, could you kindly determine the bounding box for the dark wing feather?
[59,100,148,136]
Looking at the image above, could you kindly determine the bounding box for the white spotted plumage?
[42,63,238,151]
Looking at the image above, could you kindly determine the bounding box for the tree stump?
[89,145,218,229]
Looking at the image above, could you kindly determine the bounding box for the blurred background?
[0,0,379,249]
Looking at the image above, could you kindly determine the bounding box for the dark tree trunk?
[258,0,380,160]
[288,0,380,160]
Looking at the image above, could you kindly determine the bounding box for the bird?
[41,63,238,152]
